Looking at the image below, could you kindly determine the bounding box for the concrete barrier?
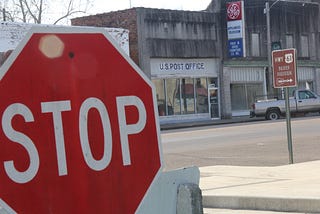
[177,183,203,214]
[137,167,201,214]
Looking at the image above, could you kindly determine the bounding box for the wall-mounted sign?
[150,58,219,78]
[226,1,246,58]
[227,20,243,39]
[227,1,242,21]
[228,39,244,57]
[272,41,281,51]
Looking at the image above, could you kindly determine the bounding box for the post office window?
[286,34,294,48]
[251,33,260,57]
[300,35,309,57]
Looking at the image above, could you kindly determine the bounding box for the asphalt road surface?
[161,116,320,171]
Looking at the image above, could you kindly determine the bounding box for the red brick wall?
[71,9,139,66]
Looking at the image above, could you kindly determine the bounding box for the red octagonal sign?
[0,27,162,213]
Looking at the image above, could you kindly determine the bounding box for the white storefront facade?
[150,58,221,123]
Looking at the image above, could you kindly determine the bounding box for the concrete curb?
[202,195,320,213]
[160,117,264,130]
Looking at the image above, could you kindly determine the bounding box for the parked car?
[250,89,320,120]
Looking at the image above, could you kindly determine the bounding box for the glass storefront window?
[153,77,217,117]
[152,79,167,116]
[231,83,263,111]
[195,78,209,113]
[181,78,195,114]
[167,78,181,115]
[208,78,220,118]
[231,84,246,110]
[246,84,263,109]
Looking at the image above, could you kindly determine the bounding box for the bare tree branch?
[18,0,27,22]
[37,0,43,23]
[53,0,89,25]
[53,10,85,25]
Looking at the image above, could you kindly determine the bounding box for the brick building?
[208,0,320,117]
[72,8,223,123]
[72,0,320,122]
[0,22,130,65]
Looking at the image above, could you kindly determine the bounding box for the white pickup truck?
[250,89,320,120]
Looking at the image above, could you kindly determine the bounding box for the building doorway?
[208,84,220,119]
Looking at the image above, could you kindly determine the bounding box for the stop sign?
[0,27,162,213]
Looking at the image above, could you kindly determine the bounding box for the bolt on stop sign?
[0,27,162,213]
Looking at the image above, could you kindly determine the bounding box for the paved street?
[161,116,320,171]
[160,117,320,213]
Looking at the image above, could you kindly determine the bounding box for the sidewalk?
[203,208,305,214]
[199,161,320,213]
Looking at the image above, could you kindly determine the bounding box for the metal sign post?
[284,87,294,164]
[272,48,297,164]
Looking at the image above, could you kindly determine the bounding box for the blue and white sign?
[228,39,243,57]
[227,20,243,39]
[226,1,246,58]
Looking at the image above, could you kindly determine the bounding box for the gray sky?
[88,0,211,14]
[45,0,211,24]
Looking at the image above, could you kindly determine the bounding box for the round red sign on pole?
[0,27,162,213]
[226,1,242,21]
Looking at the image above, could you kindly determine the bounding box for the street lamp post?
[265,1,272,95]
[265,0,283,95]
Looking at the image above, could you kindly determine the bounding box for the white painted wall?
[0,22,129,55]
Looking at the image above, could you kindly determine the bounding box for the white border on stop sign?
[0,25,164,213]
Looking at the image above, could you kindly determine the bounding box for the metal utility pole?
[265,0,284,95]
[265,2,272,94]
